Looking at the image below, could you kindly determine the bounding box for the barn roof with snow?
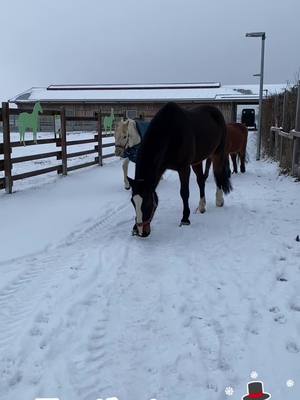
[10,82,286,104]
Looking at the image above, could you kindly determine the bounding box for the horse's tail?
[210,109,232,194]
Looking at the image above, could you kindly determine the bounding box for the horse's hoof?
[195,207,206,214]
[216,201,224,207]
[179,220,190,226]
[125,186,130,190]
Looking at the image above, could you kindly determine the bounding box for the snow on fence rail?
[0,102,118,193]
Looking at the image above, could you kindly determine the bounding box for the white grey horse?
[114,119,142,190]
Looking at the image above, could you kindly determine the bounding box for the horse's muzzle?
[132,223,151,238]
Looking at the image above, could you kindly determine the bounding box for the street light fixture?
[245,31,266,160]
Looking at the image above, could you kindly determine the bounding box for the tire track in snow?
[67,232,131,400]
[0,202,132,399]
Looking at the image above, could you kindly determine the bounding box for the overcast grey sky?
[0,0,299,101]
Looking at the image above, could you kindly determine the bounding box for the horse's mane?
[135,103,184,185]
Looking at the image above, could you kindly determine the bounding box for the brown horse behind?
[205,122,248,178]
[227,122,248,173]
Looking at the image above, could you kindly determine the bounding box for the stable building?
[9,82,285,131]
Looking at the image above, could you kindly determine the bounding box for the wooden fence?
[261,82,300,178]
[0,102,118,194]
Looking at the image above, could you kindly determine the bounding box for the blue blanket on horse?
[124,119,150,163]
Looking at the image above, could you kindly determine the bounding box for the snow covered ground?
[0,133,300,400]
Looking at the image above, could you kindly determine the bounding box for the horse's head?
[114,119,141,157]
[128,177,158,238]
[34,102,43,114]
[115,119,129,157]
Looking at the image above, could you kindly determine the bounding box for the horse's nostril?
[143,224,151,237]
[142,232,150,237]
[132,224,139,236]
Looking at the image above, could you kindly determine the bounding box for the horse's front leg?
[178,166,191,225]
[192,162,206,213]
[122,158,130,190]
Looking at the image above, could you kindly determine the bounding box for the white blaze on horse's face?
[132,194,143,236]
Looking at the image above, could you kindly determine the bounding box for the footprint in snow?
[290,302,300,312]
[286,341,300,353]
[35,312,50,324]
[269,306,280,313]
[206,381,218,392]
[276,274,288,282]
[30,326,43,337]
[274,314,287,324]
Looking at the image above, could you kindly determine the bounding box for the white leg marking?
[133,195,143,235]
[122,158,130,189]
[216,188,224,207]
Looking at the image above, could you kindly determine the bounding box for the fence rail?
[0,102,117,194]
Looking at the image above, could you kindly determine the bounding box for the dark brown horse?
[205,122,248,176]
[127,102,232,237]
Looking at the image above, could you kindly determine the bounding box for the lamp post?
[245,32,266,160]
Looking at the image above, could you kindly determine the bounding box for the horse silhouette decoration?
[104,108,115,134]
[18,102,43,145]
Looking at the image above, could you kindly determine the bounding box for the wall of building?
[10,101,235,132]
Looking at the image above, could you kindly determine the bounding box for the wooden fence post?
[274,96,279,127]
[282,90,288,130]
[292,81,300,177]
[269,128,275,158]
[2,102,13,193]
[279,91,288,165]
[60,107,67,175]
[97,111,103,166]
